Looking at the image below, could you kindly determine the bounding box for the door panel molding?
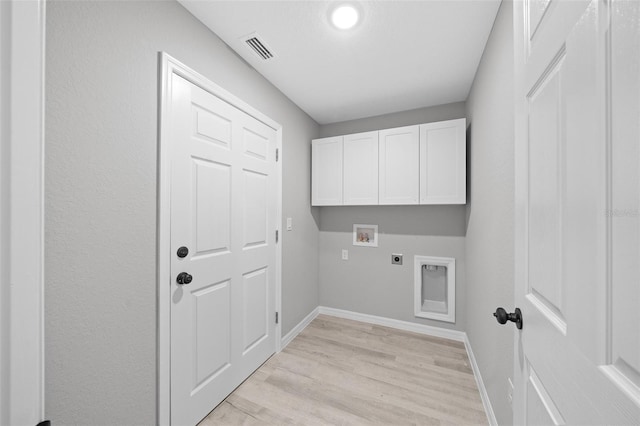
[157,52,282,425]
[525,360,565,425]
[604,0,640,407]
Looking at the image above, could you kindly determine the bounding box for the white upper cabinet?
[343,131,379,205]
[378,125,420,205]
[311,118,466,206]
[311,136,343,206]
[419,118,466,204]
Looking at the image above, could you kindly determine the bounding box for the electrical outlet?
[342,249,349,260]
[507,377,514,405]
[391,254,403,265]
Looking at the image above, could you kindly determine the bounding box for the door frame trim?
[156,52,283,425]
[0,1,46,424]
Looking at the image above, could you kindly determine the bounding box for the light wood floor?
[199,315,488,425]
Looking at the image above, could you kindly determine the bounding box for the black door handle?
[176,272,193,285]
[493,307,523,329]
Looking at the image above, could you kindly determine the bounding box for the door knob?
[493,307,523,330]
[176,272,193,285]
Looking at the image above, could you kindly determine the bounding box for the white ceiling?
[179,0,501,124]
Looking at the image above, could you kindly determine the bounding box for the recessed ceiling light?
[331,4,359,30]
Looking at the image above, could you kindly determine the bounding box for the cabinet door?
[311,136,343,206]
[343,131,378,205]
[378,125,420,205]
[419,118,466,204]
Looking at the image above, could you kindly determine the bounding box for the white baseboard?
[318,306,466,342]
[464,335,498,426]
[279,307,319,350]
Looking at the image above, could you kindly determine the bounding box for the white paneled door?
[168,73,277,425]
[513,0,640,424]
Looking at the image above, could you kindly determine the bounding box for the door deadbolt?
[177,246,189,258]
[176,272,193,285]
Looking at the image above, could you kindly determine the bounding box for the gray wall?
[319,102,467,138]
[465,1,515,424]
[318,103,468,331]
[45,1,319,424]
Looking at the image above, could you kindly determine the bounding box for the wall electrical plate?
[391,254,403,265]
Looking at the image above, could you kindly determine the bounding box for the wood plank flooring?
[199,315,488,425]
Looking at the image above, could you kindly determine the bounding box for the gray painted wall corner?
[45,1,319,423]
[465,0,515,424]
[318,104,468,331]
[319,102,466,138]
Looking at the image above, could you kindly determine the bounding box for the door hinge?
[276,230,279,243]
[275,312,279,324]
[275,148,279,162]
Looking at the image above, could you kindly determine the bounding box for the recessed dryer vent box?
[414,255,455,323]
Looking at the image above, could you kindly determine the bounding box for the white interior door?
[513,0,640,424]
[169,73,277,426]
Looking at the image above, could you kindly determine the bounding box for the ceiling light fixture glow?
[331,4,359,30]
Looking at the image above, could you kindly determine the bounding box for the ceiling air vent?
[241,33,275,61]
